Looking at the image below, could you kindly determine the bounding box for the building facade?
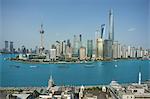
[96,38,103,59]
[103,39,112,59]
[87,40,93,58]
[79,47,86,60]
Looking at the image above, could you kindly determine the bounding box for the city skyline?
[0,0,149,49]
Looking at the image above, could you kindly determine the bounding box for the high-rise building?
[50,49,56,61]
[72,35,80,57]
[117,43,121,58]
[130,47,136,58]
[112,41,118,59]
[87,40,93,58]
[108,9,114,41]
[61,40,66,55]
[101,24,105,39]
[39,24,45,55]
[79,47,86,60]
[79,34,82,46]
[96,38,103,59]
[103,39,112,59]
[67,39,71,47]
[121,45,127,58]
[127,46,131,58]
[10,41,14,53]
[4,41,9,52]
[66,46,72,59]
[55,41,61,57]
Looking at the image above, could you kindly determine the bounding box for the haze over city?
[0,0,150,49]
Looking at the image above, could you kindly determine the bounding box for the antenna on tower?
[39,23,45,54]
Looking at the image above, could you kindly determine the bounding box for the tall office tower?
[112,41,118,59]
[130,47,136,58]
[4,41,9,52]
[50,49,56,61]
[56,41,61,57]
[94,26,100,48]
[136,48,140,58]
[66,39,72,59]
[96,38,103,59]
[39,24,45,54]
[127,46,131,58]
[108,9,114,41]
[103,39,112,59]
[87,40,93,58]
[136,46,143,58]
[117,43,121,58]
[67,39,71,47]
[79,34,82,46]
[73,35,79,57]
[66,45,72,59]
[10,41,14,53]
[101,24,105,39]
[79,47,86,60]
[121,45,127,58]
[60,40,66,55]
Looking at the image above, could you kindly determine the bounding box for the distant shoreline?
[1,53,148,64]
[7,57,145,65]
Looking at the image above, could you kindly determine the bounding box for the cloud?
[128,28,136,32]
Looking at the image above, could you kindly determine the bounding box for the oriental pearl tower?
[39,24,45,55]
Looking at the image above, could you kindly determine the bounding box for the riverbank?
[7,56,147,64]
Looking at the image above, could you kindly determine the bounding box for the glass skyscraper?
[108,9,114,41]
[103,39,112,59]
[87,40,93,58]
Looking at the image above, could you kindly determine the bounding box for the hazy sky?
[0,0,149,49]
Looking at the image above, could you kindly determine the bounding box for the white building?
[96,38,103,59]
[118,43,122,58]
[127,46,131,58]
[79,47,86,60]
[50,49,56,61]
[66,46,72,59]
[112,41,118,59]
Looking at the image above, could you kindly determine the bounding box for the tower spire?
[39,24,45,54]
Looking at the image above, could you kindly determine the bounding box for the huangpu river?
[0,54,150,87]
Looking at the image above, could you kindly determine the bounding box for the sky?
[0,0,149,49]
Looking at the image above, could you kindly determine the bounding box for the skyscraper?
[117,43,121,58]
[4,41,9,52]
[108,9,114,41]
[87,40,93,58]
[50,49,56,61]
[112,41,118,59]
[61,40,66,55]
[101,24,105,39]
[72,35,80,57]
[67,39,71,47]
[55,41,61,57]
[103,39,112,59]
[10,41,13,53]
[96,38,103,59]
[79,47,86,60]
[39,24,45,54]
